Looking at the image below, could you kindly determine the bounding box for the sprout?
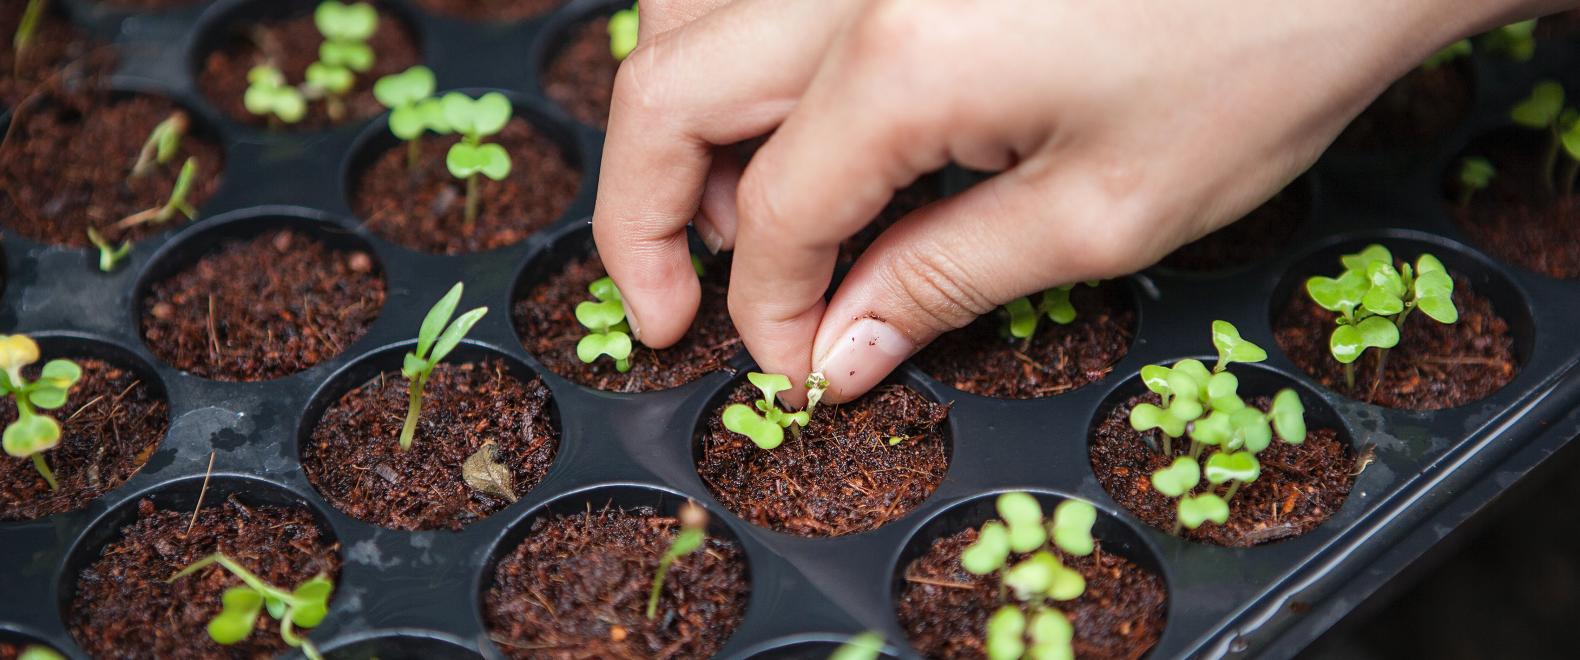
[1049,499,1096,557]
[1,335,81,491]
[829,632,885,660]
[647,501,707,620]
[131,111,188,179]
[13,0,46,65]
[1210,319,1266,372]
[314,1,378,72]
[19,646,64,660]
[441,91,514,232]
[608,3,639,61]
[374,65,443,171]
[168,553,332,660]
[1509,80,1580,196]
[1481,19,1537,61]
[110,157,199,231]
[1176,493,1229,531]
[400,283,488,450]
[1129,321,1264,454]
[86,228,132,272]
[304,62,355,122]
[1420,39,1470,70]
[1305,244,1458,392]
[998,491,1047,552]
[1149,456,1199,498]
[721,372,809,450]
[1456,156,1495,208]
[574,276,634,372]
[1002,282,1098,344]
[244,65,307,126]
[962,493,1087,660]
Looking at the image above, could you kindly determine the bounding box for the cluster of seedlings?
[244,2,379,125]
[373,75,517,230]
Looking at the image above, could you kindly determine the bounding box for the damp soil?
[1274,277,1518,409]
[1160,182,1307,273]
[1335,60,1472,152]
[141,229,385,381]
[484,504,749,659]
[68,497,341,660]
[1450,131,1580,278]
[913,283,1135,399]
[543,16,617,128]
[1091,394,1355,547]
[355,118,581,254]
[197,2,421,129]
[697,382,950,537]
[415,0,563,22]
[1,358,168,522]
[0,88,225,247]
[304,359,559,531]
[836,176,946,268]
[897,530,1167,660]
[0,3,98,108]
[515,252,739,392]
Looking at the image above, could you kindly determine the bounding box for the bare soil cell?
[1334,60,1471,152]
[1160,181,1307,272]
[197,2,421,129]
[1450,131,1580,279]
[515,252,739,392]
[697,381,950,537]
[415,0,562,22]
[913,283,1135,399]
[355,118,582,254]
[485,504,749,659]
[1,89,224,247]
[836,177,947,268]
[1091,394,1355,547]
[1,358,168,521]
[68,497,341,659]
[304,359,559,531]
[0,3,97,107]
[543,16,616,128]
[141,229,385,381]
[897,529,1167,660]
[1274,278,1518,409]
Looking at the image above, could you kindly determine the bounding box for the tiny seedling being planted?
[608,4,639,60]
[130,111,188,179]
[721,372,810,450]
[110,157,199,231]
[1304,244,1458,393]
[1456,156,1495,208]
[574,276,634,372]
[1001,282,1098,346]
[1509,80,1580,196]
[374,65,446,170]
[441,91,513,232]
[0,334,82,491]
[647,501,707,620]
[168,553,332,660]
[400,282,488,450]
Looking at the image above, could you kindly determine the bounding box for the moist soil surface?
[697,382,950,537]
[415,0,563,22]
[484,504,749,659]
[0,3,98,107]
[2,358,168,522]
[1,88,225,247]
[68,497,341,660]
[197,2,420,129]
[913,283,1135,399]
[355,118,581,254]
[515,252,739,392]
[837,177,946,268]
[897,531,1167,659]
[1274,277,1518,409]
[543,16,617,128]
[304,359,559,531]
[1160,182,1307,272]
[1451,131,1580,278]
[1091,394,1355,547]
[141,229,385,381]
[1335,60,1471,152]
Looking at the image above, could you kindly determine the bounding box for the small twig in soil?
[185,450,217,537]
[65,394,105,423]
[206,294,221,361]
[903,574,976,590]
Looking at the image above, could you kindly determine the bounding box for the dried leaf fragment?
[463,442,517,502]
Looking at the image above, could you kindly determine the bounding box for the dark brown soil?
[96,0,211,9]
[913,283,1134,399]
[697,382,950,537]
[515,252,739,392]
[897,530,1167,660]
[1,358,168,521]
[1335,60,1471,152]
[484,504,749,659]
[303,359,559,531]
[543,16,616,129]
[1160,182,1306,272]
[141,229,385,381]
[415,0,563,22]
[197,2,421,129]
[1450,131,1580,278]
[354,118,581,254]
[1274,277,1518,409]
[1,89,224,247]
[0,3,98,108]
[1091,394,1355,546]
[68,497,341,660]
[836,177,946,268]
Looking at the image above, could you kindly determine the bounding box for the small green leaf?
[1206,371,1239,402]
[1177,493,1231,530]
[998,492,1047,553]
[1340,244,1393,273]
[986,606,1027,660]
[374,65,435,108]
[320,39,375,72]
[577,331,633,364]
[961,521,1011,575]
[27,385,68,410]
[1230,406,1273,453]
[1039,286,1077,325]
[1458,157,1496,191]
[314,1,378,42]
[1211,320,1267,371]
[1003,551,1058,601]
[389,103,426,140]
[1329,316,1400,364]
[722,403,784,449]
[3,414,61,457]
[305,62,354,94]
[1049,499,1096,557]
[401,352,428,379]
[1360,285,1404,316]
[1046,561,1085,601]
[829,632,884,660]
[416,97,452,134]
[1172,359,1212,388]
[1512,80,1565,128]
[608,4,640,61]
[1150,456,1200,498]
[1269,389,1307,444]
[1027,608,1075,660]
[208,586,263,645]
[1004,296,1039,339]
[1417,294,1459,324]
[575,299,627,331]
[589,276,623,302]
[1421,39,1471,69]
[1129,403,1185,438]
[418,283,464,358]
[430,307,488,364]
[18,646,66,660]
[1140,365,1172,396]
[1204,451,1261,485]
[746,372,793,407]
[1190,410,1232,447]
[473,92,513,137]
[1306,271,1368,315]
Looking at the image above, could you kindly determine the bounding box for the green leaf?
[1004,296,1039,339]
[1415,253,1447,276]
[1269,389,1307,444]
[1230,406,1273,453]
[1046,560,1085,601]
[374,65,436,108]
[389,103,426,140]
[446,142,512,180]
[1340,244,1393,273]
[1366,260,1406,297]
[1190,410,1232,447]
[288,575,333,628]
[1206,371,1239,402]
[1511,80,1565,128]
[1329,316,1400,364]
[265,597,286,620]
[320,39,374,72]
[429,307,487,364]
[998,492,1046,553]
[401,352,428,380]
[3,414,61,457]
[1140,365,1172,397]
[1360,285,1404,316]
[475,143,512,180]
[416,97,452,134]
[40,359,79,386]
[589,276,623,302]
[208,586,263,645]
[305,62,354,94]
[722,403,784,449]
[746,372,793,407]
[577,331,633,364]
[18,646,66,660]
[247,65,285,87]
[314,1,378,42]
[418,283,464,358]
[1417,294,1459,324]
[443,91,513,138]
[961,521,1011,574]
[1306,271,1368,315]
[829,632,884,660]
[608,4,640,61]
[1049,499,1096,557]
[575,299,626,331]
[1177,493,1230,530]
[27,385,68,410]
[1172,359,1212,389]
[1028,607,1073,646]
[1458,157,1496,191]
[1204,451,1261,485]
[1150,456,1200,498]
[1129,403,1185,438]
[986,606,1027,660]
[1211,320,1267,371]
[1039,286,1077,325]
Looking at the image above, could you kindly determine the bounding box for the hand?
[594,0,1566,405]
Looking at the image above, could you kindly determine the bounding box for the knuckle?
[610,42,670,117]
[734,168,793,238]
[878,248,992,333]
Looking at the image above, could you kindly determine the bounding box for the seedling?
[12,0,46,71]
[110,157,198,231]
[168,553,332,660]
[829,632,885,660]
[374,65,445,170]
[1002,282,1097,345]
[244,65,307,126]
[1305,244,1458,392]
[1456,156,1495,208]
[1128,320,1265,454]
[647,501,707,620]
[1481,19,1538,61]
[608,3,639,60]
[130,111,188,179]
[314,1,378,72]
[721,372,810,450]
[0,334,81,491]
[574,276,634,372]
[1508,80,1580,196]
[86,228,132,272]
[441,91,514,232]
[1421,39,1470,70]
[400,282,488,450]
[304,61,355,121]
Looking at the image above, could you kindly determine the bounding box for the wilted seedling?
[1,334,81,491]
[961,493,1094,660]
[111,157,198,231]
[400,282,488,450]
[441,91,514,232]
[648,501,707,620]
[86,228,132,273]
[574,276,634,372]
[829,632,885,660]
[1002,282,1097,345]
[1421,39,1470,70]
[1305,244,1458,392]
[1456,156,1495,208]
[608,3,639,60]
[168,553,332,660]
[374,65,444,170]
[244,65,307,126]
[721,372,809,450]
[131,111,188,179]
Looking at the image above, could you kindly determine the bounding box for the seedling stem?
[399,282,488,450]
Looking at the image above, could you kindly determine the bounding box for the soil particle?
[1160,182,1306,272]
[0,3,98,107]
[415,0,563,22]
[1450,131,1580,278]
[305,359,559,531]
[697,382,950,537]
[1335,60,1471,152]
[483,504,749,659]
[140,229,385,381]
[542,16,617,128]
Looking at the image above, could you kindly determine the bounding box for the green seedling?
[962,492,1092,660]
[721,372,810,450]
[315,1,378,72]
[400,282,488,450]
[1421,38,1471,70]
[111,157,198,231]
[1,334,81,491]
[1456,156,1495,208]
[1049,499,1096,557]
[1509,80,1580,196]
[13,0,46,70]
[1176,493,1229,532]
[608,3,639,61]
[1149,456,1199,498]
[1002,282,1097,344]
[1305,244,1458,392]
[18,646,64,660]
[1481,19,1538,61]
[244,65,307,126]
[168,553,332,660]
[87,228,131,272]
[574,276,633,371]
[1129,321,1265,454]
[829,632,885,660]
[648,501,707,620]
[441,91,514,232]
[304,62,355,122]
[374,65,443,170]
[131,111,188,179]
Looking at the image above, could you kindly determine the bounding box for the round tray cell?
[512,223,742,393]
[2,335,170,522]
[347,90,583,255]
[1155,175,1312,276]
[1331,56,1475,153]
[0,88,226,248]
[892,490,1170,660]
[1089,361,1359,547]
[136,214,386,382]
[1270,233,1532,410]
[744,637,900,659]
[323,632,483,659]
[191,0,424,130]
[480,484,750,659]
[694,367,954,538]
[1445,128,1580,279]
[412,0,562,23]
[1,0,96,108]
[300,342,561,531]
[539,0,625,129]
[62,474,343,660]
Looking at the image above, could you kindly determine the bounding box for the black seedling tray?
[3,1,1580,658]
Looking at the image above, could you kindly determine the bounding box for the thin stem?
[1223,480,1241,501]
[399,370,431,451]
[1457,184,1475,209]
[406,139,420,173]
[1543,124,1561,196]
[1162,433,1172,456]
[326,95,345,122]
[1189,440,1202,461]
[31,453,57,490]
[1344,361,1356,392]
[463,173,480,233]
[1171,518,1182,537]
[279,612,324,660]
[647,554,677,620]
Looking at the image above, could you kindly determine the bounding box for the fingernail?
[622,300,642,342]
[697,222,725,255]
[813,317,915,402]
